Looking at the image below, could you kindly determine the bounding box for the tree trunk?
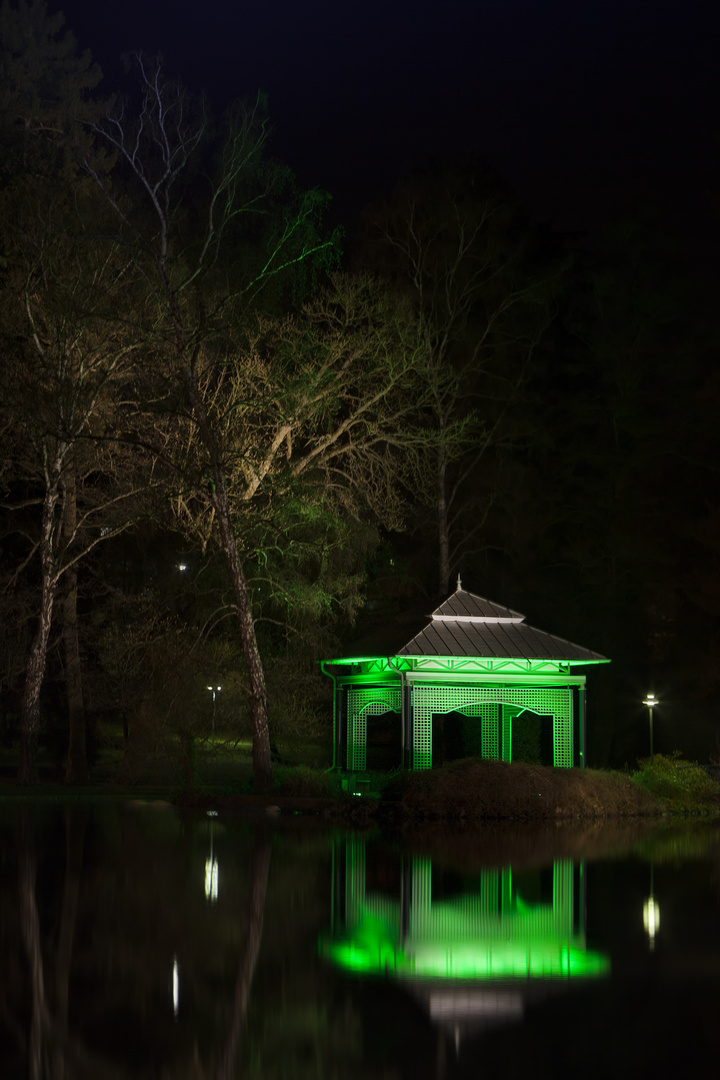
[62,472,89,783]
[214,479,273,789]
[18,485,60,785]
[437,441,451,597]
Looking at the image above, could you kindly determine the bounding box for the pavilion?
[321,579,609,773]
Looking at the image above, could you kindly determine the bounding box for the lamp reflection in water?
[643,861,660,950]
[172,954,179,1018]
[322,838,609,1057]
[205,814,219,903]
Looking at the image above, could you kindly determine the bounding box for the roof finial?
[456,573,462,592]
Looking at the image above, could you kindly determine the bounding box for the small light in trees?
[177,563,187,571]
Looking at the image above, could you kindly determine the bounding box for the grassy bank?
[4,750,719,824]
[174,755,720,823]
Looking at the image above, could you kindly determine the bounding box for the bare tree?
[357,168,558,595]
[83,56,349,787]
[0,183,147,783]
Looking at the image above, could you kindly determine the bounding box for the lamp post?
[206,685,221,736]
[642,693,657,765]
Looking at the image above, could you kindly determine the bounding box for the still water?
[1,802,719,1079]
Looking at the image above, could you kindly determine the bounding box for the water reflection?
[1,804,275,1079]
[323,837,609,1052]
[2,805,720,1079]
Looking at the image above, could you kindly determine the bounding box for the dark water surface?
[1,802,719,1079]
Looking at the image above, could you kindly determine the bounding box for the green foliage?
[270,764,338,799]
[265,657,331,742]
[0,0,102,178]
[94,596,251,787]
[632,752,720,815]
[511,711,542,765]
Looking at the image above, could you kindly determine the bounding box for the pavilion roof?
[396,586,607,663]
[335,583,608,665]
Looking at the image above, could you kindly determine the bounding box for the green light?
[322,849,610,986]
[321,914,609,981]
[325,655,608,674]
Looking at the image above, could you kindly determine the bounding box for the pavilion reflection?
[322,837,609,1044]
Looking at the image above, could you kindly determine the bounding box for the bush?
[632,752,720,815]
[271,764,338,799]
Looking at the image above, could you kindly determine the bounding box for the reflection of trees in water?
[15,807,131,1079]
[216,832,271,1080]
[2,807,366,1080]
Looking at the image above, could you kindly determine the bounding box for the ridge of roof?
[431,587,525,622]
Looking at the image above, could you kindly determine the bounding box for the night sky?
[57,0,720,247]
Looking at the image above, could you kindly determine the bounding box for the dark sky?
[57,0,720,244]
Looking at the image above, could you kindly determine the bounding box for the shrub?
[271,764,338,799]
[632,752,720,814]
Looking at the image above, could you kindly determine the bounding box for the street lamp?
[642,693,658,765]
[206,685,222,735]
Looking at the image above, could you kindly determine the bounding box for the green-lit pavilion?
[321,580,609,773]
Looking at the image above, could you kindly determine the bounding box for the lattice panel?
[346,687,401,772]
[413,710,433,770]
[481,705,499,760]
[553,709,573,769]
[410,685,573,769]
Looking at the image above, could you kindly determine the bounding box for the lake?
[1,801,719,1079]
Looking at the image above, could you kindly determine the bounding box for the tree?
[83,57,428,787]
[0,0,101,177]
[355,166,558,596]
[172,270,428,606]
[0,180,146,783]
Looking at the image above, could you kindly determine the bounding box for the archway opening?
[365,710,402,771]
[512,710,554,766]
[432,711,484,766]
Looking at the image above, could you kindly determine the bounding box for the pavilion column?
[335,684,347,770]
[402,678,413,769]
[501,705,512,762]
[579,684,587,768]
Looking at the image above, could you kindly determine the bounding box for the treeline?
[0,2,717,783]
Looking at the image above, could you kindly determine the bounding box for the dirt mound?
[384,757,662,820]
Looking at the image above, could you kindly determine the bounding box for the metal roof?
[331,584,608,666]
[431,590,524,622]
[395,586,607,664]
